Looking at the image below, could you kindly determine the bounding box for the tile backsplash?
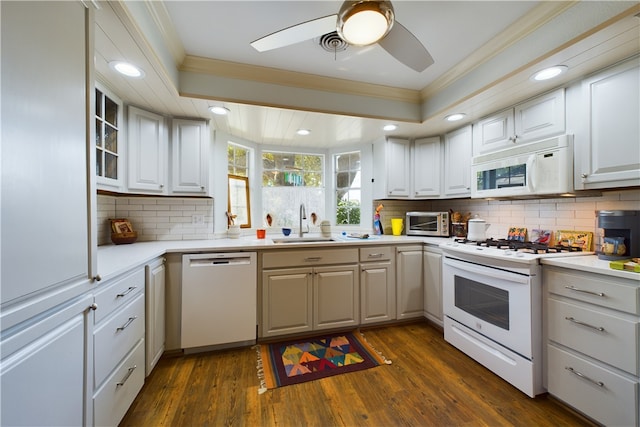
[97,195,214,245]
[375,188,640,241]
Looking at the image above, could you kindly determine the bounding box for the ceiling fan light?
[337,1,394,46]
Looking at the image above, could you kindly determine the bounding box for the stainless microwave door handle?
[526,155,536,193]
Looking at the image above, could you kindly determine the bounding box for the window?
[334,151,361,225]
[227,143,251,228]
[95,87,121,182]
[262,151,324,227]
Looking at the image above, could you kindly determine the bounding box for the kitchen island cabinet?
[573,56,640,190]
[544,264,639,427]
[396,245,424,320]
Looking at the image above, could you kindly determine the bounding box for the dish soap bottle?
[373,203,384,235]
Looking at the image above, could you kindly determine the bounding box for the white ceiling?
[94,1,640,148]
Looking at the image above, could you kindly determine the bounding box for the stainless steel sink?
[272,236,336,244]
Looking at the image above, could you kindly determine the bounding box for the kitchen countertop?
[97,234,449,282]
[541,255,640,281]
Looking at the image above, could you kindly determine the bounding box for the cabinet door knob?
[160,184,164,188]
[93,275,102,282]
[581,173,588,179]
[89,303,98,311]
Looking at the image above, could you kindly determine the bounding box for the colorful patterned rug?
[255,331,391,393]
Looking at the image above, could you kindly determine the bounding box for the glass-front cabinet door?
[95,83,122,189]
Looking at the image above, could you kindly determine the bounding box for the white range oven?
[440,239,591,398]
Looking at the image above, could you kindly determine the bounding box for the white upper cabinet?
[574,57,640,190]
[1,0,95,306]
[443,125,472,197]
[473,89,566,155]
[412,137,442,198]
[95,83,124,191]
[373,137,411,198]
[127,106,168,193]
[171,119,209,194]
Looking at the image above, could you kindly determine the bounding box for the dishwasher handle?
[184,252,256,268]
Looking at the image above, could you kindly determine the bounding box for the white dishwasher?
[181,252,257,351]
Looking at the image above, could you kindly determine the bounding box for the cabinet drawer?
[359,246,392,262]
[94,294,145,387]
[545,267,639,314]
[548,344,638,427]
[94,339,145,427]
[548,298,639,375]
[94,268,144,324]
[263,248,358,268]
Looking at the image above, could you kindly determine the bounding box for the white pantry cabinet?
[146,257,166,376]
[127,106,168,193]
[574,57,640,190]
[472,89,565,155]
[412,136,442,198]
[443,125,472,198]
[1,0,96,307]
[396,245,424,320]
[171,119,209,194]
[0,294,94,427]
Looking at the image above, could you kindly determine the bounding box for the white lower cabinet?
[423,246,443,325]
[544,266,640,426]
[396,245,424,320]
[145,257,166,376]
[261,248,359,338]
[93,268,146,426]
[0,294,93,427]
[360,246,396,325]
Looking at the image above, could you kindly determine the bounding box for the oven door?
[442,256,533,358]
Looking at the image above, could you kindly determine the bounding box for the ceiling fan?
[250,0,434,72]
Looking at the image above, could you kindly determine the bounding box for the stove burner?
[454,238,583,253]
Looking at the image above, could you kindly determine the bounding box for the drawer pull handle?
[116,365,137,388]
[367,253,384,258]
[116,316,137,332]
[304,257,322,262]
[564,285,605,297]
[565,317,605,332]
[117,287,137,298]
[565,366,604,387]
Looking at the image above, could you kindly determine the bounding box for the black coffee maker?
[596,210,640,260]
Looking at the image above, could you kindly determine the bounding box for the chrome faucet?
[299,203,308,237]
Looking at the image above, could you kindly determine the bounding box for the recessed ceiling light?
[209,106,230,115]
[109,61,144,78]
[383,124,397,131]
[296,129,311,136]
[531,65,568,81]
[445,113,466,122]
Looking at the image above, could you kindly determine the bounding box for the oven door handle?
[444,257,530,284]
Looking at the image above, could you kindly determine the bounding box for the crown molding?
[180,55,421,104]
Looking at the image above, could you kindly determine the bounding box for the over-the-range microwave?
[406,212,450,237]
[471,134,574,199]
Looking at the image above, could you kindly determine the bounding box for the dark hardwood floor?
[120,322,597,426]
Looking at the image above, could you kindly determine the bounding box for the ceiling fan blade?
[251,15,337,52]
[378,21,434,72]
